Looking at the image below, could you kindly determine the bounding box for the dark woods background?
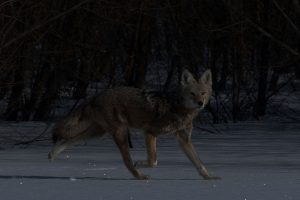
[0,0,299,123]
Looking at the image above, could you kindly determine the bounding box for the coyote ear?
[200,69,212,86]
[181,70,196,85]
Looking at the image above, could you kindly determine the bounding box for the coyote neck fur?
[142,88,196,112]
[141,88,199,134]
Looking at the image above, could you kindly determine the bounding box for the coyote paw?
[137,174,150,180]
[134,160,157,168]
[48,152,54,161]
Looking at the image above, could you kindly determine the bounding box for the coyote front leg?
[176,127,221,180]
[112,128,149,180]
[135,134,158,168]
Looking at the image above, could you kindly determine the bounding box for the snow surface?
[0,121,299,200]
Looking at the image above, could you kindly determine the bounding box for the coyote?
[48,69,220,180]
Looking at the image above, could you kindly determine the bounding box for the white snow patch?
[0,121,299,200]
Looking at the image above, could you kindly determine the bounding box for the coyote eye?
[201,92,206,95]
[190,92,196,96]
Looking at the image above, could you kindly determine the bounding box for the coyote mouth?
[194,99,206,110]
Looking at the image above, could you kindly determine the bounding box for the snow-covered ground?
[0,120,299,200]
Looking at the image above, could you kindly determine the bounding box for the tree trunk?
[33,67,63,120]
[23,63,52,121]
[5,65,25,121]
[232,48,241,122]
[73,58,90,99]
[124,0,151,89]
[255,0,270,117]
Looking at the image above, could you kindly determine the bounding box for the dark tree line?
[0,0,299,123]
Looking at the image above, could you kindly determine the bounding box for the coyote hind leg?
[112,127,149,180]
[135,134,157,168]
[48,136,81,161]
[48,124,105,161]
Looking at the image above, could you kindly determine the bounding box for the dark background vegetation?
[0,0,299,124]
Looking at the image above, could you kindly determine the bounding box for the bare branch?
[272,0,300,37]
[248,19,300,57]
[1,0,93,50]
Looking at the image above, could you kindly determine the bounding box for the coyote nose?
[198,101,203,107]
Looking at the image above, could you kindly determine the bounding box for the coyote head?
[180,69,212,110]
